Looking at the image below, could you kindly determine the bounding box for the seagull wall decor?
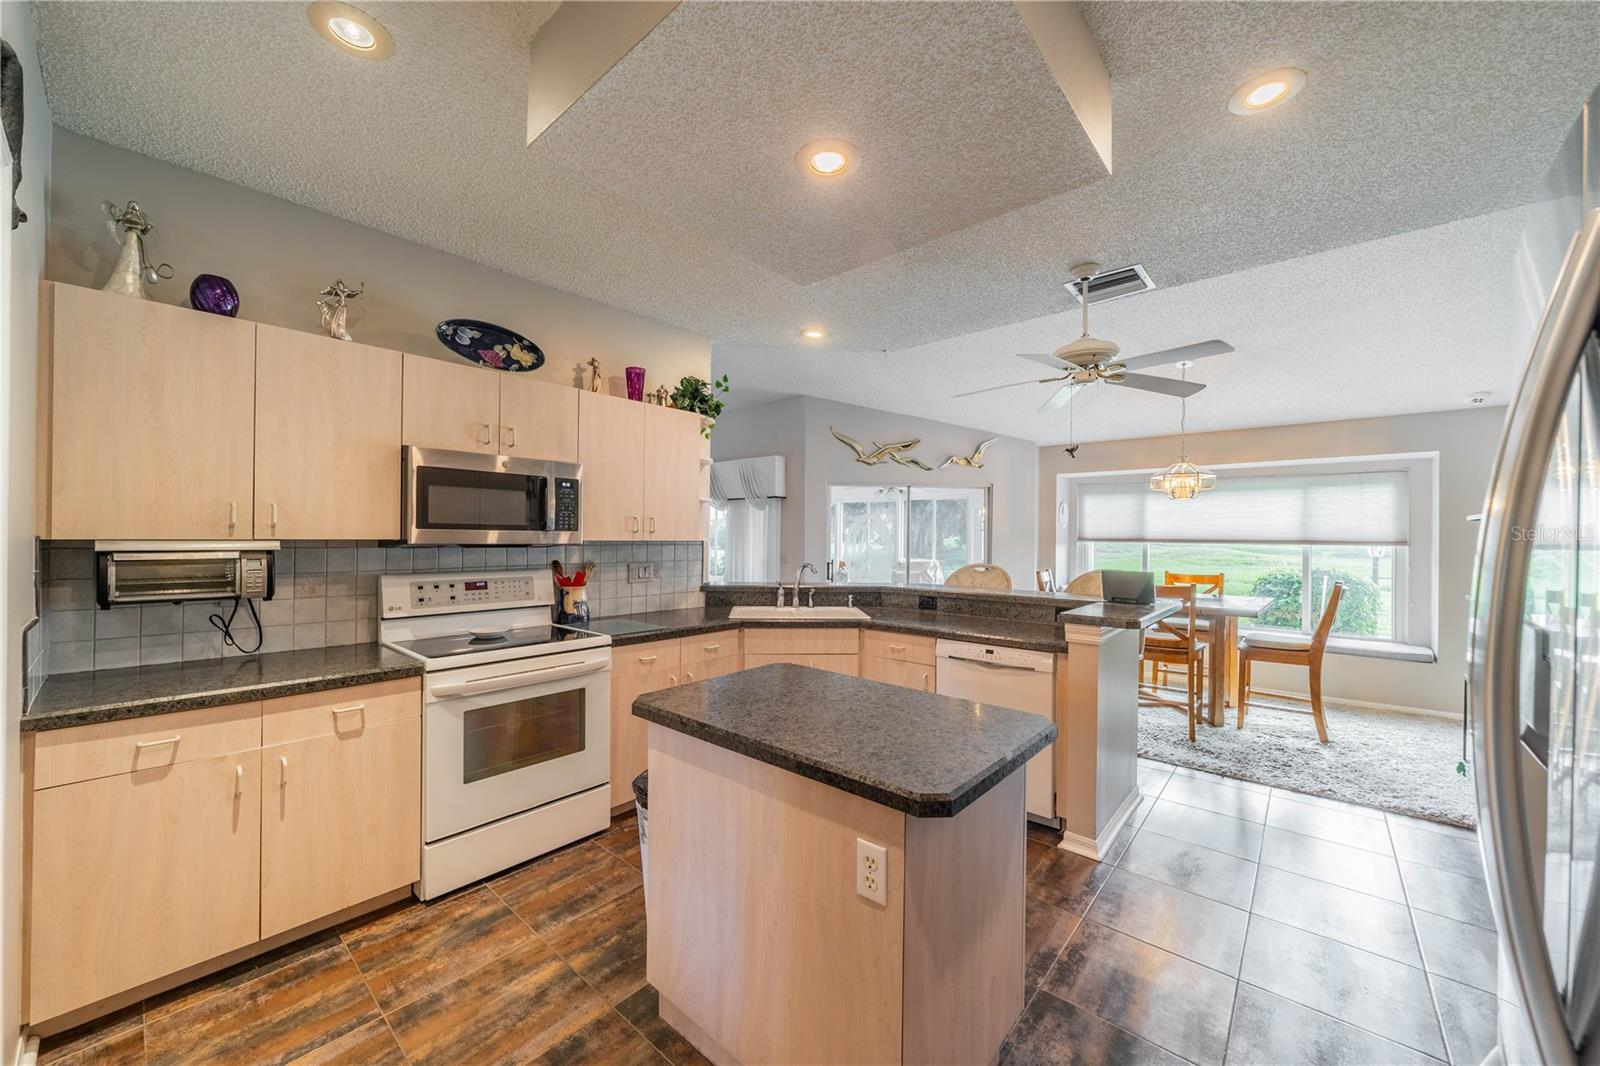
[830,426,934,470]
[941,437,999,469]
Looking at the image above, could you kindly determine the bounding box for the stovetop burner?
[391,624,599,662]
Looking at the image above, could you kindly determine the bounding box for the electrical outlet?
[627,563,655,583]
[918,595,937,610]
[856,838,887,905]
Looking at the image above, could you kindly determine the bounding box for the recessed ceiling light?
[1228,68,1305,115]
[307,2,394,59]
[801,327,827,341]
[794,139,856,179]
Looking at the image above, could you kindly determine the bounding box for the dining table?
[1190,594,1275,727]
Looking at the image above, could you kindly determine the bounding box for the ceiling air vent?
[1063,264,1156,306]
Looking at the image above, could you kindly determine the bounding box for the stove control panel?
[380,570,553,617]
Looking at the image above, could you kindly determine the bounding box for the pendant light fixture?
[1149,363,1216,500]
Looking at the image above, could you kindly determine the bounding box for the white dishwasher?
[934,640,1056,825]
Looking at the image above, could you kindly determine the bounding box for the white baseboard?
[1056,786,1141,862]
[16,1032,38,1066]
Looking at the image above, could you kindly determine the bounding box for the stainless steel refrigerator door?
[1472,206,1600,1066]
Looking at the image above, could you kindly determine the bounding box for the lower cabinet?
[860,655,934,691]
[611,639,682,810]
[28,752,262,1023]
[24,678,423,1025]
[682,655,742,683]
[260,682,421,938]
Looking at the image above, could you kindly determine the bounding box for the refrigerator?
[1471,86,1600,1066]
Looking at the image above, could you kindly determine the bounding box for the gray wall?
[713,395,1040,586]
[2,0,50,1047]
[1039,406,1507,714]
[46,129,710,394]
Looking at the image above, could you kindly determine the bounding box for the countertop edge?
[609,613,1069,652]
[634,692,1057,818]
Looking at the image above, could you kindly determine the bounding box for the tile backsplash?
[39,540,705,676]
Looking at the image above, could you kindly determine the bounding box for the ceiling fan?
[956,262,1235,412]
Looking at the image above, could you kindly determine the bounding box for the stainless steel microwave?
[403,445,581,546]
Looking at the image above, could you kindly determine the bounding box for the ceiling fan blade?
[1108,372,1206,398]
[1017,353,1063,369]
[1038,381,1086,412]
[1117,340,1234,372]
[953,376,1065,398]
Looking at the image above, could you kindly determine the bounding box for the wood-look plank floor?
[37,812,706,1066]
[39,765,1495,1066]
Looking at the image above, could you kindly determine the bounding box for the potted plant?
[670,373,731,438]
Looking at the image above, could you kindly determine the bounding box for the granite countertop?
[633,663,1056,817]
[23,644,423,732]
[590,606,1075,652]
[1059,598,1183,630]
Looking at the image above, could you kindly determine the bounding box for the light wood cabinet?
[28,750,262,1022]
[861,630,937,667]
[861,655,934,692]
[580,391,646,540]
[679,631,739,668]
[643,404,707,540]
[745,652,860,676]
[39,282,257,539]
[499,373,579,463]
[254,325,403,539]
[402,354,579,463]
[743,628,860,657]
[260,681,421,938]
[610,639,681,808]
[402,352,500,454]
[682,655,742,684]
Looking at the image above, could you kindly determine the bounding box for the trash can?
[632,771,649,898]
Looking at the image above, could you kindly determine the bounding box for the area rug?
[1137,692,1478,828]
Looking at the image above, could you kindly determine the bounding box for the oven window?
[416,466,546,531]
[462,691,585,784]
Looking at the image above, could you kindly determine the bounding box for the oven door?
[404,445,581,545]
[422,647,610,842]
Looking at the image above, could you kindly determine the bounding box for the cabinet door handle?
[631,516,641,534]
[647,516,656,534]
[270,501,279,532]
[923,672,930,690]
[332,703,365,725]
[888,644,907,653]
[669,674,678,685]
[502,425,517,449]
[479,423,493,446]
[684,671,694,682]
[637,655,658,664]
[279,755,289,786]
[135,735,181,750]
[235,764,244,796]
[703,643,720,652]
[228,501,237,532]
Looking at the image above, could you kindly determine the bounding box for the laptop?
[1101,570,1156,606]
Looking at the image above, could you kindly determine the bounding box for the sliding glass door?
[827,484,990,585]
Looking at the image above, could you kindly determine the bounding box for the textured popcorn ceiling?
[713,208,1532,445]
[34,1,1600,358]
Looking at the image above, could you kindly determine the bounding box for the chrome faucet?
[792,563,817,606]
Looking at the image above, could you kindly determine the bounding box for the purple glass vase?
[189,274,240,317]
[625,366,646,401]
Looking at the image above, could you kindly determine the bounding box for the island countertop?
[632,663,1056,817]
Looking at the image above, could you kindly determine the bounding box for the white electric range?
[379,570,612,899]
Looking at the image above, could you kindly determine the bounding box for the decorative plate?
[435,319,545,372]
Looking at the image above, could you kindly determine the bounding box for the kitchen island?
[634,664,1056,1066]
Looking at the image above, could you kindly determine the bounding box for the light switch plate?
[628,563,655,583]
[856,838,887,905]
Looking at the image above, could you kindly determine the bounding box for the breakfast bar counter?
[634,664,1055,1065]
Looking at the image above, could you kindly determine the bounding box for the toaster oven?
[94,541,277,608]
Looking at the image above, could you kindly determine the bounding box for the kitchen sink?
[728,605,870,621]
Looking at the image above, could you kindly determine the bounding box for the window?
[708,457,784,583]
[1062,456,1435,650]
[828,484,990,585]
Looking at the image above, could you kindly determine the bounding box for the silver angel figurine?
[100,201,174,299]
[316,279,364,342]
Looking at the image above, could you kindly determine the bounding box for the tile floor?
[38,760,1500,1066]
[1006,759,1500,1066]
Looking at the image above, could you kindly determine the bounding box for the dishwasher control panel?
[935,640,1053,671]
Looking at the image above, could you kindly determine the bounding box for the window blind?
[1076,470,1410,545]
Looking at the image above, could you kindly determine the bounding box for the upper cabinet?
[578,392,705,541]
[40,283,257,540]
[401,354,578,463]
[254,326,403,540]
[579,390,646,540]
[401,353,500,455]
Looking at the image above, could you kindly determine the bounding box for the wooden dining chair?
[1063,570,1102,597]
[1035,568,1056,592]
[1237,582,1343,743]
[1140,584,1206,743]
[946,563,1011,589]
[1155,572,1224,685]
